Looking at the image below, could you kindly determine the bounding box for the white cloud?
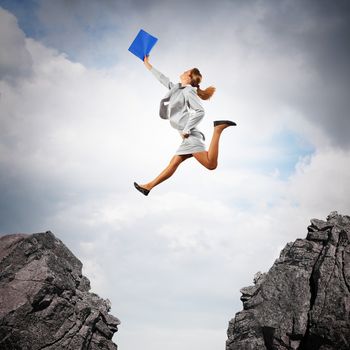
[287,149,350,215]
[0,7,32,79]
[117,327,225,350]
[1,3,350,350]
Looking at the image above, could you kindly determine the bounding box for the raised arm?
[182,88,205,136]
[143,55,153,70]
[144,55,174,90]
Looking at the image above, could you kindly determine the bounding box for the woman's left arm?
[182,88,205,136]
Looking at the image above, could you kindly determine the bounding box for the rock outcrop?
[227,212,350,350]
[0,231,120,350]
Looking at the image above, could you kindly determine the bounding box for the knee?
[207,162,217,171]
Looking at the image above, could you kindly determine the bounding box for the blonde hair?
[190,68,216,100]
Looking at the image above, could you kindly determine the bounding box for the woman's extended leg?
[137,154,192,192]
[193,123,232,170]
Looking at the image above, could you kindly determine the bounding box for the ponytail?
[196,86,216,100]
[190,68,216,100]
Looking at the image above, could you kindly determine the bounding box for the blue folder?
[128,29,158,61]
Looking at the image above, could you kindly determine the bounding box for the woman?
[134,56,236,196]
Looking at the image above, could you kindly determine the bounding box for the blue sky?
[1,1,350,350]
[0,1,40,36]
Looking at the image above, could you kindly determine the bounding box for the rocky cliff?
[227,212,350,350]
[0,231,120,350]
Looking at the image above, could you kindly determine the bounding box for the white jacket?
[151,66,205,138]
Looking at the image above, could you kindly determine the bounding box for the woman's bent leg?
[193,127,224,170]
[140,154,192,191]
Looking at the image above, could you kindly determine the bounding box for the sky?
[0,0,350,349]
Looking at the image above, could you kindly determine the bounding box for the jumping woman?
[134,55,236,196]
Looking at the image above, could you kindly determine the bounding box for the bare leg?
[140,154,192,191]
[193,124,230,170]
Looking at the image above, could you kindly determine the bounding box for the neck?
[180,78,190,87]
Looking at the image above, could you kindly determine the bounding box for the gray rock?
[227,212,350,350]
[0,231,120,350]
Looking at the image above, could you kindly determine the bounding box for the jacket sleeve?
[182,88,205,135]
[150,66,174,89]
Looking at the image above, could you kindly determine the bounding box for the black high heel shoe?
[213,120,237,127]
[134,182,150,196]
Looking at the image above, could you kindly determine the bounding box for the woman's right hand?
[144,55,152,70]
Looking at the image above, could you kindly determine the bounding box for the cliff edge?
[227,211,350,350]
[0,231,120,350]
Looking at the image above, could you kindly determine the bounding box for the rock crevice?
[227,212,350,350]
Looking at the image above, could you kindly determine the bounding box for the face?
[180,70,192,85]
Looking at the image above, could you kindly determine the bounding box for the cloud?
[51,146,350,350]
[1,2,350,350]
[287,148,350,214]
[3,0,350,147]
[0,7,32,79]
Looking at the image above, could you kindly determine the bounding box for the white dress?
[150,66,206,155]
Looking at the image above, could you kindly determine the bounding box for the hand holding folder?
[128,29,158,61]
